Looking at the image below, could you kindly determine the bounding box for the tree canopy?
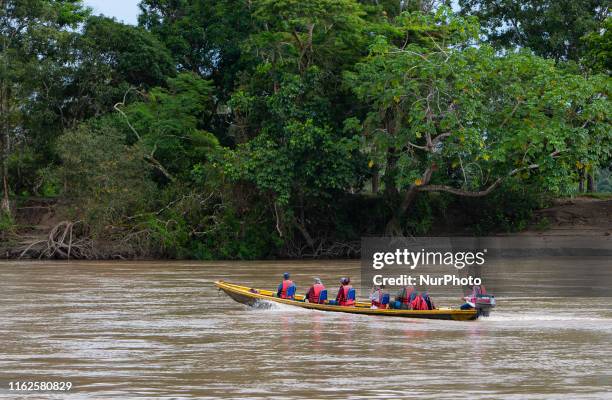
[2,0,610,259]
[459,0,609,62]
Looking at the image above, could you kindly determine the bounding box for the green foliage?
[121,72,220,180]
[78,16,175,88]
[7,147,39,195]
[39,174,61,197]
[4,2,611,258]
[222,2,371,246]
[138,0,252,97]
[226,118,361,205]
[195,204,283,260]
[1,0,90,206]
[346,14,611,199]
[535,217,552,231]
[459,0,609,62]
[0,212,15,234]
[141,213,192,258]
[247,0,367,73]
[1,3,181,205]
[465,184,547,235]
[583,17,612,74]
[596,168,612,192]
[55,119,157,231]
[404,194,435,235]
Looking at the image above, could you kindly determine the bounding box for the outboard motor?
[464,285,496,317]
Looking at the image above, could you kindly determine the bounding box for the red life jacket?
[280,279,294,299]
[422,294,434,310]
[411,294,428,310]
[310,283,325,303]
[339,285,355,306]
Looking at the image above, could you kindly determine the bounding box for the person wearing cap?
[304,277,326,303]
[277,272,296,299]
[335,277,355,306]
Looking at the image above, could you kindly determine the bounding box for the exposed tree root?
[15,221,97,260]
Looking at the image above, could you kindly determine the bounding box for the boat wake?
[248,300,311,313]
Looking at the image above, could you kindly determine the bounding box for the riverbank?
[2,196,611,260]
[522,196,612,236]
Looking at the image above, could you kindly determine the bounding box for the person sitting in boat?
[370,284,388,309]
[335,277,356,307]
[394,286,417,309]
[304,277,326,303]
[409,292,428,310]
[460,284,486,310]
[421,291,435,310]
[277,272,296,299]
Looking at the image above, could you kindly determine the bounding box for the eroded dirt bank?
[525,197,611,236]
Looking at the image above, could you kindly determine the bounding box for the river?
[1,260,611,399]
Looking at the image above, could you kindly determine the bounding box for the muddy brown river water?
[0,260,611,399]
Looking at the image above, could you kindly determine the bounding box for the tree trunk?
[0,83,10,216]
[586,173,596,193]
[384,167,433,235]
[578,169,585,193]
[384,185,418,235]
[1,174,9,215]
[295,191,314,248]
[371,169,379,194]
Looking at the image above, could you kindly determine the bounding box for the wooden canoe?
[215,280,479,321]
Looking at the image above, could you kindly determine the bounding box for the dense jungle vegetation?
[0,0,610,259]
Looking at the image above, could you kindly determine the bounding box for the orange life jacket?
[309,283,325,303]
[280,279,294,299]
[339,285,355,306]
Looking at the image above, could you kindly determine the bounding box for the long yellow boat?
[215,280,480,321]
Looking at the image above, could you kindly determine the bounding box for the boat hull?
[215,281,479,321]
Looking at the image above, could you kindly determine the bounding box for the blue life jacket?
[422,294,433,310]
[286,284,296,299]
[318,289,327,303]
[409,292,418,303]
